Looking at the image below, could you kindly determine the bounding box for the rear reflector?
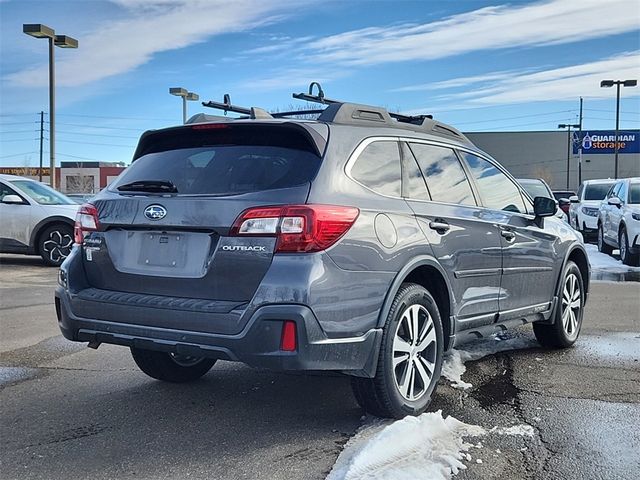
[230,204,359,253]
[280,321,297,352]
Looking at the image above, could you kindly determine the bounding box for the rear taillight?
[74,203,99,244]
[230,204,359,253]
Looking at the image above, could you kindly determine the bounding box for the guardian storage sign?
[573,130,640,155]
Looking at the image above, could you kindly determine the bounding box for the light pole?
[23,24,78,190]
[169,87,199,124]
[600,79,638,179]
[558,123,580,190]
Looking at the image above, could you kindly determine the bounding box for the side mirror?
[558,198,570,206]
[569,195,579,203]
[1,194,24,204]
[534,196,556,217]
[607,197,621,208]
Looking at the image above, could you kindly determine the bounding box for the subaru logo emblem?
[144,205,167,220]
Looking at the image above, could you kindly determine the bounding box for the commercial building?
[466,129,640,191]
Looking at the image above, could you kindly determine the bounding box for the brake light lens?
[230,204,359,253]
[74,203,99,244]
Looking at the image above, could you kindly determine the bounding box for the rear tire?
[38,224,74,266]
[131,348,216,383]
[597,224,614,255]
[619,227,639,267]
[533,261,584,349]
[351,283,444,419]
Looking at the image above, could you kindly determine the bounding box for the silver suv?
[597,177,640,266]
[55,88,590,418]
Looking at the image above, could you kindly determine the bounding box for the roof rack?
[201,94,273,119]
[292,82,433,125]
[199,82,468,143]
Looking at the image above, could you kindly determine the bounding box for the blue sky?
[1,0,639,167]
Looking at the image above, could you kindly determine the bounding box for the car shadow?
[0,254,51,268]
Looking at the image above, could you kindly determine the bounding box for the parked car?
[516,178,566,221]
[55,94,590,419]
[0,174,78,266]
[552,190,575,217]
[568,179,616,240]
[66,193,95,204]
[597,177,640,266]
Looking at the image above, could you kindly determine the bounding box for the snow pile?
[328,411,537,480]
[327,411,484,480]
[584,243,640,273]
[442,336,537,390]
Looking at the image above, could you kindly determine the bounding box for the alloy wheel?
[561,273,581,340]
[42,229,73,264]
[392,304,437,401]
[620,230,627,261]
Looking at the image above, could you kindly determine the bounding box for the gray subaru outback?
[56,88,589,418]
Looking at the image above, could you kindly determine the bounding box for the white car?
[568,179,615,240]
[0,174,78,266]
[597,177,640,266]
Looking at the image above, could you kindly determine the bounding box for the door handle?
[500,230,516,241]
[429,220,450,233]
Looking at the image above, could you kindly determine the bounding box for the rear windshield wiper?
[117,180,178,193]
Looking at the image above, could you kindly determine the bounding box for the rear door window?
[408,143,476,206]
[350,141,402,197]
[110,125,322,196]
[461,152,527,214]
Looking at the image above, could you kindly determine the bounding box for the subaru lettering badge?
[144,205,167,220]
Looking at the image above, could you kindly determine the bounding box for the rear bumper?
[55,287,382,377]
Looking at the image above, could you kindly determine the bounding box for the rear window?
[584,183,614,201]
[111,125,322,196]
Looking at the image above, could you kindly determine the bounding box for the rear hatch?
[77,122,326,331]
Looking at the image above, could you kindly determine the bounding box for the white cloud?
[4,0,298,88]
[438,51,640,105]
[303,0,639,66]
[390,70,529,92]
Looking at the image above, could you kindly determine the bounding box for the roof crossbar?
[202,94,252,115]
[292,82,432,123]
[271,109,325,118]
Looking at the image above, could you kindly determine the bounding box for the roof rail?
[201,94,273,120]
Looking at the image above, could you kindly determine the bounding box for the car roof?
[0,174,32,181]
[583,179,616,184]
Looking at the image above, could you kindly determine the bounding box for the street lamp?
[558,123,580,190]
[169,87,199,124]
[23,24,78,190]
[600,79,638,179]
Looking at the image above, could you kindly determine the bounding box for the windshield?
[11,180,75,205]
[629,183,640,204]
[519,180,551,199]
[584,183,614,201]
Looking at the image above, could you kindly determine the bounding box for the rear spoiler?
[131,121,329,161]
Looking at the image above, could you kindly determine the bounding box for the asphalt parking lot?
[1,254,639,480]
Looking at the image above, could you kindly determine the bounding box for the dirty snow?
[584,243,640,273]
[328,410,536,480]
[442,335,538,390]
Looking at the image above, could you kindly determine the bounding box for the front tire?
[597,224,613,255]
[533,260,584,348]
[131,348,216,383]
[351,283,444,419]
[38,224,74,266]
[619,227,639,266]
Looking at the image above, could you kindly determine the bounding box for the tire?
[533,260,584,349]
[131,348,216,383]
[619,227,640,267]
[597,224,614,255]
[38,224,74,266]
[351,283,444,419]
